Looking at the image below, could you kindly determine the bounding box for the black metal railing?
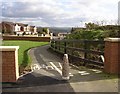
[50,39,105,66]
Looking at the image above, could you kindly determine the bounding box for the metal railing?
[50,39,105,66]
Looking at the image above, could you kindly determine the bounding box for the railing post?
[64,41,67,54]
[55,41,57,50]
[53,40,55,49]
[104,38,120,74]
[84,40,87,63]
[59,41,60,51]
[71,41,74,55]
[50,39,53,48]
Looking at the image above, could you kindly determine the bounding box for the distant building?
[1,21,15,34]
[1,21,37,35]
[56,32,70,39]
[37,27,53,37]
[58,32,70,37]
[45,28,51,37]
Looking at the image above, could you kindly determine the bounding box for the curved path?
[3,45,118,92]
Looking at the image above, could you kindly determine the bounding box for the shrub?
[66,30,105,40]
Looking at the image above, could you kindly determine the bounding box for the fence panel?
[50,39,104,66]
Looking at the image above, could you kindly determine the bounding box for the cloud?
[1,0,119,27]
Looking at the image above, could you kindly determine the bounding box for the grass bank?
[3,40,48,68]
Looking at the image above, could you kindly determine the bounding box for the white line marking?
[49,62,62,75]
[41,64,46,69]
[69,73,74,76]
[78,71,87,74]
[70,74,74,77]
[46,66,54,70]
[90,69,98,72]
[31,64,41,70]
[81,73,90,75]
[90,69,102,73]
[95,71,102,73]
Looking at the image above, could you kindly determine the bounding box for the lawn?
[2,40,48,68]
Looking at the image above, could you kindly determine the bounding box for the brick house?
[1,21,37,35]
[1,21,15,34]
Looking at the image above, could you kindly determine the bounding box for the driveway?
[2,45,119,93]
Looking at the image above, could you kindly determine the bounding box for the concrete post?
[104,38,120,74]
[62,54,70,80]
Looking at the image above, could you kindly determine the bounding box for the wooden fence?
[50,39,105,66]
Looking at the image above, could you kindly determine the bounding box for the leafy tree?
[85,22,99,30]
[71,27,74,33]
[66,30,105,40]
[42,28,48,34]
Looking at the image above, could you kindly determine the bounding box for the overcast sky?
[1,0,120,27]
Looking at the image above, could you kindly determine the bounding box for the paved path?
[2,45,119,93]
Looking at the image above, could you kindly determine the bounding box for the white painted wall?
[47,28,50,34]
[15,24,21,32]
[16,32,23,35]
[34,27,37,33]
[26,32,31,34]
[24,27,27,31]
[27,26,30,31]
[14,24,37,35]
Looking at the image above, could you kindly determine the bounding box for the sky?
[1,0,120,27]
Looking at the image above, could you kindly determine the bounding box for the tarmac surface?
[2,45,119,93]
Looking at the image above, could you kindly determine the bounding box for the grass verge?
[2,40,48,72]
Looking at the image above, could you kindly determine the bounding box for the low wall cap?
[104,38,120,42]
[0,46,19,51]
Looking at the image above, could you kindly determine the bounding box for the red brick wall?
[1,47,19,82]
[104,40,120,74]
[3,36,50,42]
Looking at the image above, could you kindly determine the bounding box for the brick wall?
[3,36,50,42]
[1,46,19,82]
[104,38,120,74]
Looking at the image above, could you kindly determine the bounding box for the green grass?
[2,40,48,67]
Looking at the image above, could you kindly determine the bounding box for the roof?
[30,26,36,28]
[1,21,36,28]
[16,23,28,27]
[2,21,15,26]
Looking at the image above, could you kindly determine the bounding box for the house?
[37,27,53,37]
[44,28,50,37]
[58,32,70,37]
[1,21,37,35]
[1,21,15,34]
[14,23,37,35]
[30,26,37,34]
